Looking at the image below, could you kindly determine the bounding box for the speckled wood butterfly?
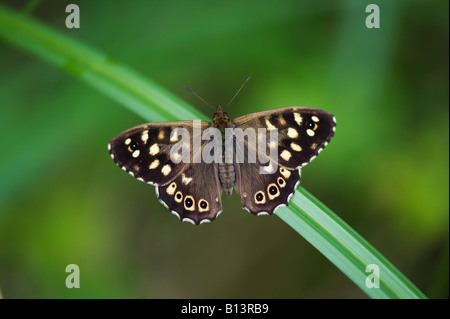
[109,102,336,225]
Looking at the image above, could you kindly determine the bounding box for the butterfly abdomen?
[218,162,235,196]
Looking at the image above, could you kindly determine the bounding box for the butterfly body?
[212,105,236,196]
[109,105,335,225]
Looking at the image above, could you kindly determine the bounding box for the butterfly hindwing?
[157,162,223,225]
[235,161,300,215]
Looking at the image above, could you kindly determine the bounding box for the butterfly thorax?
[212,105,231,128]
[213,105,235,196]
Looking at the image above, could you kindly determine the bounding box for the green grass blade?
[0,4,207,123]
[277,187,427,299]
[0,4,427,299]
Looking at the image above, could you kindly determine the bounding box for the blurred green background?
[0,0,448,298]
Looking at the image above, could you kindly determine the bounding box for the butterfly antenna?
[184,86,215,109]
[224,76,251,109]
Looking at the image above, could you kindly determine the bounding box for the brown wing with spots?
[157,162,223,225]
[234,161,300,215]
[109,120,224,224]
[108,121,211,186]
[232,106,336,169]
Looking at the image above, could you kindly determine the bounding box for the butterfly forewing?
[108,121,211,186]
[232,107,336,169]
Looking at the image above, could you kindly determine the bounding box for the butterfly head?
[213,105,230,126]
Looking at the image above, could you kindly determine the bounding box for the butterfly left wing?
[157,161,223,225]
[108,121,211,186]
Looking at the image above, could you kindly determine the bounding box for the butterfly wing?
[232,107,336,169]
[232,106,335,215]
[157,161,223,225]
[108,121,210,185]
[235,160,301,215]
[109,120,223,224]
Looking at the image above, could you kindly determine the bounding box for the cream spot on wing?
[149,159,160,169]
[311,143,318,150]
[265,119,277,131]
[161,164,171,176]
[269,140,278,149]
[254,191,266,204]
[132,150,140,158]
[175,191,183,203]
[291,142,302,152]
[307,129,315,137]
[182,173,193,185]
[294,112,302,125]
[198,199,209,213]
[267,183,280,200]
[149,143,160,156]
[277,177,286,188]
[279,167,291,179]
[125,138,131,145]
[166,182,177,195]
[158,130,165,140]
[311,116,320,122]
[141,130,149,144]
[170,130,179,142]
[280,150,292,161]
[278,115,286,125]
[108,143,111,151]
[171,152,181,162]
[287,128,298,138]
[263,162,277,174]
[184,195,195,211]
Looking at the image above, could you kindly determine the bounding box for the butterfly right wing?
[232,107,336,169]
[231,106,335,215]
[234,159,301,216]
[109,120,224,224]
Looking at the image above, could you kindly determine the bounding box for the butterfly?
[108,104,336,225]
